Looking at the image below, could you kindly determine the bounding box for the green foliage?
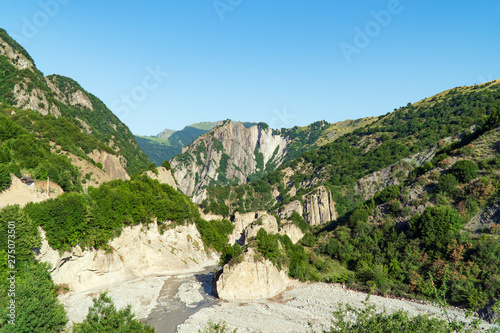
[437,173,459,197]
[0,164,10,191]
[162,160,171,171]
[410,206,462,251]
[24,176,201,251]
[0,205,40,263]
[376,185,401,204]
[451,160,479,183]
[318,303,482,333]
[135,126,210,165]
[290,211,310,233]
[220,243,243,266]
[196,219,233,252]
[198,320,236,333]
[0,262,67,332]
[0,111,83,192]
[73,292,155,333]
[256,228,285,269]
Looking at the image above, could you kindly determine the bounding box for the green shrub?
[73,293,156,333]
[450,160,478,183]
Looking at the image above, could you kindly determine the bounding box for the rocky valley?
[0,27,499,333]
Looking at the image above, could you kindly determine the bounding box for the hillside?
[171,117,376,197]
[0,29,149,177]
[201,80,500,318]
[135,121,222,165]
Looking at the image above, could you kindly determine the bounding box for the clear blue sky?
[1,1,499,135]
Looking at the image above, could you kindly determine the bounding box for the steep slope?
[171,118,375,197]
[135,121,223,165]
[209,81,500,315]
[0,29,149,176]
[202,80,500,220]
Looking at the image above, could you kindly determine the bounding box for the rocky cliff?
[215,248,289,300]
[36,222,218,293]
[172,120,289,197]
[279,186,337,226]
[145,166,178,190]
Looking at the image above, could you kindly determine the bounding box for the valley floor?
[178,282,495,333]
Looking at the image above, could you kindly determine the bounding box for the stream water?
[141,268,219,333]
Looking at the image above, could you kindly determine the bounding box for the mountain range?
[0,28,499,331]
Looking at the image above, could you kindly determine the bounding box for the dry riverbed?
[178,282,495,333]
[60,270,495,332]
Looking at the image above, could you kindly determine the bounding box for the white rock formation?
[172,121,290,197]
[279,222,304,244]
[215,248,289,300]
[36,223,218,293]
[88,149,130,181]
[145,166,178,190]
[279,186,337,226]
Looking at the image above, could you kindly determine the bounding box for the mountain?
[202,79,500,314]
[171,117,376,197]
[135,121,222,165]
[0,28,149,180]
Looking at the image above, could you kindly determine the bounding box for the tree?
[73,292,155,333]
[0,164,10,192]
[0,262,68,332]
[411,206,462,251]
[450,160,478,183]
[161,160,171,171]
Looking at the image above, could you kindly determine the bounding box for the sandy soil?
[0,176,62,209]
[177,282,495,333]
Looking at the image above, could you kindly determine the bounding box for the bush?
[376,185,401,204]
[450,160,478,183]
[410,206,462,251]
[319,303,483,333]
[437,173,459,197]
[73,292,156,332]
[0,164,11,191]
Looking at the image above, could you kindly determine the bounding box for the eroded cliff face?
[171,121,289,197]
[279,186,337,226]
[88,149,130,181]
[145,166,178,190]
[215,248,289,300]
[36,223,218,293]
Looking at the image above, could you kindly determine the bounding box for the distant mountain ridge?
[0,28,149,176]
[170,117,376,198]
[135,121,223,165]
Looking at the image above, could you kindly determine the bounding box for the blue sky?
[1,1,499,135]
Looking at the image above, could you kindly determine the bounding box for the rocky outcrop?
[88,149,130,181]
[172,121,289,197]
[279,223,304,244]
[36,223,218,293]
[303,186,337,226]
[145,166,177,190]
[215,248,289,300]
[279,186,337,226]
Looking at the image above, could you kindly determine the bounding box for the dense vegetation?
[23,175,231,252]
[0,206,67,332]
[204,82,500,217]
[0,30,149,175]
[0,109,82,192]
